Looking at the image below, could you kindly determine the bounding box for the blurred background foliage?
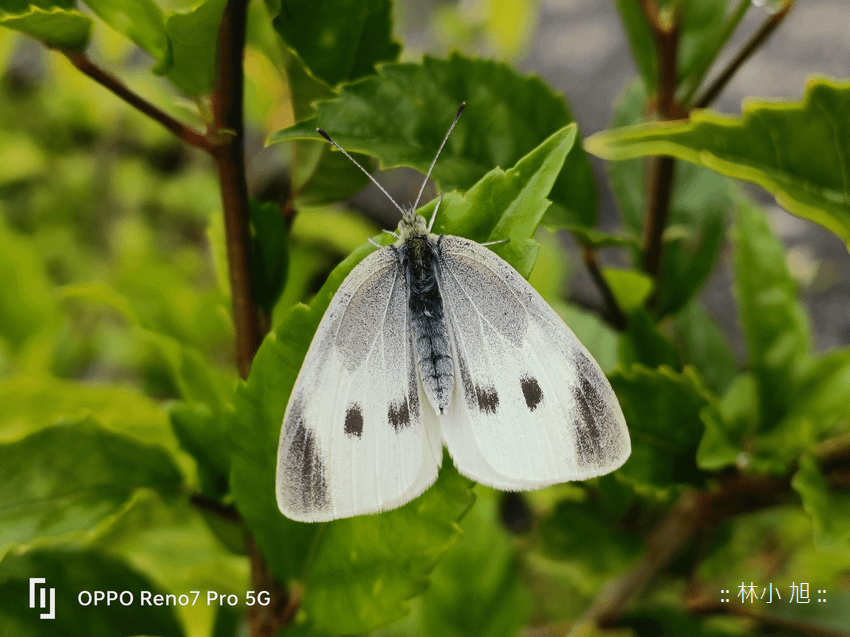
[0,1,849,637]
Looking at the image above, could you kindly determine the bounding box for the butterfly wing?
[436,235,630,489]
[276,247,442,522]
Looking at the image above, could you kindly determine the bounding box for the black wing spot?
[475,385,499,414]
[286,415,329,511]
[573,375,605,465]
[388,399,411,431]
[344,403,364,438]
[520,376,544,411]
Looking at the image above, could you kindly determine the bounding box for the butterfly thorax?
[395,214,454,415]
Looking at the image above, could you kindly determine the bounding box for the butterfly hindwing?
[436,235,630,488]
[277,247,441,522]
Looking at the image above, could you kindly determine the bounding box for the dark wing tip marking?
[520,376,544,412]
[344,403,364,438]
[285,413,329,512]
[388,398,411,431]
[475,385,499,415]
[573,374,606,465]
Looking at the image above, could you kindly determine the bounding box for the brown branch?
[248,539,301,637]
[62,52,210,150]
[211,0,263,380]
[641,155,676,280]
[582,247,627,330]
[190,493,241,521]
[695,0,795,109]
[575,437,850,633]
[636,1,680,294]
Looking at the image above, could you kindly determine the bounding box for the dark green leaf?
[291,141,371,207]
[164,0,227,95]
[673,301,738,396]
[677,0,730,84]
[0,6,92,52]
[269,54,597,229]
[587,78,850,247]
[611,0,657,93]
[0,547,183,637]
[81,0,170,69]
[538,499,641,572]
[618,308,679,370]
[732,197,810,424]
[417,496,531,637]
[792,454,850,550]
[250,199,288,313]
[610,365,712,491]
[656,161,729,315]
[0,418,183,552]
[271,0,399,87]
[169,402,229,498]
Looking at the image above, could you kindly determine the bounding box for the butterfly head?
[397,209,430,240]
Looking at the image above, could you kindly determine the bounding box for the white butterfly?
[276,104,630,522]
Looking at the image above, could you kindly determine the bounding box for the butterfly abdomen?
[398,233,454,415]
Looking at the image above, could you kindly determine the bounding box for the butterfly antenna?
[412,102,465,211]
[316,128,406,216]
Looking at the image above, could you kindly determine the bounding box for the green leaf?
[610,365,712,491]
[250,199,288,314]
[0,6,92,51]
[784,348,850,433]
[732,197,810,424]
[0,418,183,552]
[555,303,619,375]
[89,490,249,631]
[81,0,170,69]
[657,161,729,315]
[60,283,234,417]
[606,80,648,239]
[0,131,46,185]
[270,0,399,87]
[164,0,228,95]
[416,495,531,637]
[291,141,371,207]
[302,460,474,633]
[0,218,57,353]
[538,499,642,573]
[169,402,229,498]
[611,0,657,93]
[229,130,573,632]
[601,268,653,315]
[673,301,738,396]
[618,308,679,370]
[0,375,180,451]
[269,54,598,229]
[586,78,850,247]
[0,547,184,637]
[792,454,850,550]
[677,0,730,85]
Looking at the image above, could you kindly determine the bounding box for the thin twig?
[636,1,680,295]
[582,247,627,330]
[210,0,262,380]
[62,51,210,150]
[641,155,676,280]
[695,0,795,109]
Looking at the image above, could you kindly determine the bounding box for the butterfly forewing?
[436,235,630,488]
[276,247,441,522]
